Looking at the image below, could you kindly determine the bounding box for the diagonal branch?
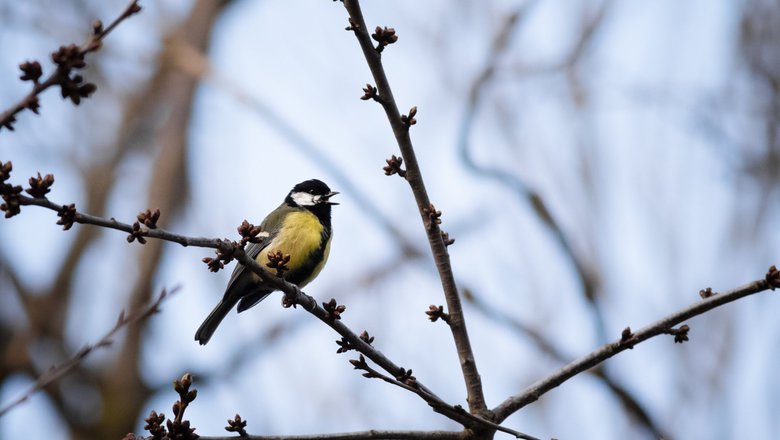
[341,0,488,417]
[0,287,175,417]
[0,0,142,131]
[3,190,525,436]
[464,288,667,438]
[349,356,538,440]
[492,272,778,421]
[166,37,422,260]
[278,285,533,437]
[197,430,465,440]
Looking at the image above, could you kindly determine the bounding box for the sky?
[1,0,779,439]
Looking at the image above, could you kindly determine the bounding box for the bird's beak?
[322,191,339,205]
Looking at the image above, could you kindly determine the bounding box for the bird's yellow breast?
[258,210,330,287]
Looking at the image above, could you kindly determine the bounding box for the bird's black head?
[285,179,338,226]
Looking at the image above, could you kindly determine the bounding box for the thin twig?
[464,288,667,438]
[513,0,613,76]
[166,37,422,259]
[341,0,488,417]
[197,431,464,440]
[4,191,521,435]
[0,0,142,130]
[0,287,176,417]
[269,279,531,436]
[492,275,776,421]
[16,194,218,247]
[351,358,538,440]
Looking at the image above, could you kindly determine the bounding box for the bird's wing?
[222,203,292,298]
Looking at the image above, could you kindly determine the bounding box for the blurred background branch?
[1,0,233,438]
[0,287,174,418]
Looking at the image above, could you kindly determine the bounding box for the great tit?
[195,179,338,345]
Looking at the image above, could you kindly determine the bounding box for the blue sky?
[1,0,779,439]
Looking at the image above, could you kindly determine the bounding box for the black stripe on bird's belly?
[305,203,332,229]
[285,227,331,286]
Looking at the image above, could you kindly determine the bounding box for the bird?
[195,179,338,345]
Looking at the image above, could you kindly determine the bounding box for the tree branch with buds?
[0,0,142,131]
[492,270,780,421]
[340,0,489,421]
[1,162,533,437]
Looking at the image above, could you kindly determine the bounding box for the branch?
[347,356,537,440]
[1,174,529,436]
[197,432,464,440]
[138,372,530,440]
[492,269,780,421]
[464,287,667,438]
[284,289,534,437]
[0,0,142,131]
[13,194,217,247]
[140,374,465,440]
[0,287,175,417]
[166,37,422,260]
[512,0,612,76]
[340,0,488,417]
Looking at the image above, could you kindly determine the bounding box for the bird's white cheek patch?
[291,191,316,206]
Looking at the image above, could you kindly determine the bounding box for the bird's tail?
[195,298,237,345]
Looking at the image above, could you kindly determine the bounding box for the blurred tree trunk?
[0,1,232,439]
